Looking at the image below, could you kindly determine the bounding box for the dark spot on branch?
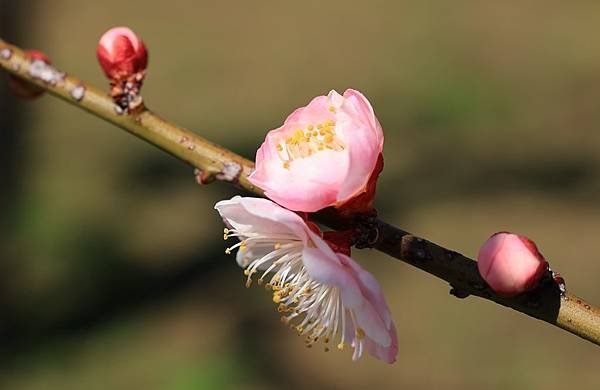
[526,294,541,308]
[445,250,458,261]
[350,214,380,249]
[468,281,485,291]
[449,286,470,299]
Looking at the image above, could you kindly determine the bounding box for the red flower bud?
[477,232,549,297]
[8,50,50,99]
[96,27,147,80]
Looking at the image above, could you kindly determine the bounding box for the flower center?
[276,120,346,169]
[224,227,367,357]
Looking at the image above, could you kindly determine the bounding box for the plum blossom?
[477,232,549,297]
[215,196,397,363]
[249,89,384,214]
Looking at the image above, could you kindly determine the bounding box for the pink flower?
[215,196,397,363]
[249,89,384,213]
[8,50,50,99]
[477,232,549,297]
[97,27,148,80]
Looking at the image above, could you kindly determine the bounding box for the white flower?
[215,196,397,363]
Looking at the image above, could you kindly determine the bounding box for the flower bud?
[477,232,549,297]
[8,50,50,99]
[96,27,147,80]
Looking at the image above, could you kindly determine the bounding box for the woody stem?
[1,38,599,346]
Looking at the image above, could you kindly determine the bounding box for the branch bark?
[1,38,599,346]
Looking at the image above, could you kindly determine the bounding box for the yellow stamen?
[356,327,365,339]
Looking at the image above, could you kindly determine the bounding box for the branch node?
[109,71,145,113]
[551,269,567,297]
[28,59,65,86]
[216,161,242,182]
[194,168,216,185]
[70,85,86,102]
[351,213,380,249]
[449,286,470,299]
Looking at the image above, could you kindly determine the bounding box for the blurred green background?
[1,0,599,389]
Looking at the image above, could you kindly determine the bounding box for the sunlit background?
[1,1,599,389]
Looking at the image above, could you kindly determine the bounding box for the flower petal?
[363,323,398,364]
[337,254,392,328]
[215,196,308,239]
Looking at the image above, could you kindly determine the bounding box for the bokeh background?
[1,1,599,389]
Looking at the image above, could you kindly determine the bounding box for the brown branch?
[1,38,599,346]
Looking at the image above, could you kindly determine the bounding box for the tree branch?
[1,38,599,346]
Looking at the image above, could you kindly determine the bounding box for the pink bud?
[477,232,549,297]
[8,50,50,99]
[96,27,148,80]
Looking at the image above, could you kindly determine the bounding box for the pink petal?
[363,323,398,364]
[249,120,348,212]
[343,89,384,148]
[302,246,394,349]
[338,254,393,328]
[335,90,384,202]
[215,196,308,239]
[284,95,335,125]
[335,117,381,202]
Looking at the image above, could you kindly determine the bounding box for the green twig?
[2,38,599,346]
